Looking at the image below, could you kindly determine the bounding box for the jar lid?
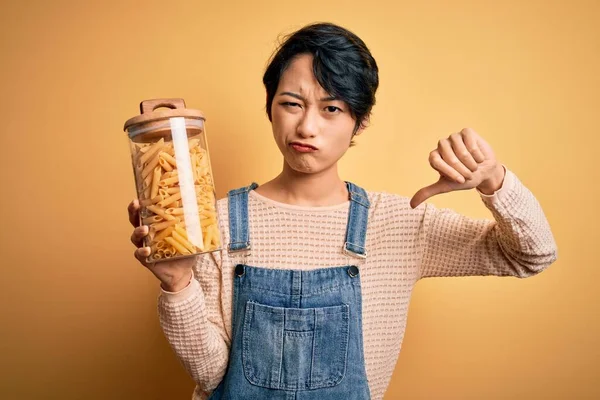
[123,98,206,138]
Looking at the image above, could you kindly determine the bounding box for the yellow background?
[1,0,598,399]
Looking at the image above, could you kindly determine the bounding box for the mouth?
[289,142,318,152]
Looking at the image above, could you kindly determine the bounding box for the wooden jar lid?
[123,98,206,139]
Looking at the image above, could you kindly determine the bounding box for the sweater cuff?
[476,165,515,206]
[159,272,199,303]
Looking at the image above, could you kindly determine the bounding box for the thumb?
[410,178,453,209]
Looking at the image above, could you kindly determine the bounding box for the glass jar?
[123,98,221,263]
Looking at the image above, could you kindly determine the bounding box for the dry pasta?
[132,137,220,262]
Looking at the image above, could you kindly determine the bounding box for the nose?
[297,107,318,138]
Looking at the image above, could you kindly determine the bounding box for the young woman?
[128,22,557,400]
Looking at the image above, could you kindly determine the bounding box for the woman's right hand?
[128,199,197,292]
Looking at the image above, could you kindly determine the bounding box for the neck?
[267,162,349,207]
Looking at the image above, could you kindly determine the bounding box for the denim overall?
[208,182,371,400]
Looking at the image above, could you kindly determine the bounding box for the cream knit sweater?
[157,168,558,400]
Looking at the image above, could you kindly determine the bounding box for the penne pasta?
[131,133,222,260]
[158,188,169,200]
[143,215,163,225]
[201,209,215,218]
[172,231,196,254]
[188,138,200,149]
[201,218,217,228]
[140,194,163,207]
[165,237,191,255]
[141,154,161,180]
[146,205,176,221]
[191,153,198,183]
[163,249,174,258]
[158,192,182,208]
[162,143,175,157]
[158,157,172,172]
[174,225,188,240]
[209,224,220,247]
[161,171,177,180]
[142,173,153,199]
[203,224,213,250]
[159,175,180,187]
[154,226,175,243]
[150,219,178,232]
[160,152,178,168]
[136,143,151,153]
[150,166,161,199]
[139,138,165,165]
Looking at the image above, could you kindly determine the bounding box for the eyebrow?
[278,92,338,102]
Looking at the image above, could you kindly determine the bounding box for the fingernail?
[457,176,465,183]
[142,226,148,234]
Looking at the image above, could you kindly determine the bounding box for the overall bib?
[208,182,371,400]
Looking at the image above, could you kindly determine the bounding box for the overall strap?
[343,182,370,259]
[227,181,369,258]
[227,182,258,253]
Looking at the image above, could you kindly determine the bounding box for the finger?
[134,246,152,267]
[410,179,453,209]
[130,225,149,247]
[430,148,465,184]
[128,199,140,228]
[438,139,473,180]
[461,128,485,163]
[449,133,478,172]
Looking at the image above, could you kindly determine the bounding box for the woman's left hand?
[410,128,506,209]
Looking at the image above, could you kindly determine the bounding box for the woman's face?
[270,54,358,175]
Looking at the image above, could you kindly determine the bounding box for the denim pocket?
[242,301,350,391]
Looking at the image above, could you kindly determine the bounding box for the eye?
[281,102,301,108]
[325,106,342,113]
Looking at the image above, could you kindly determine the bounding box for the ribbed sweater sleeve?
[157,251,229,399]
[418,167,558,278]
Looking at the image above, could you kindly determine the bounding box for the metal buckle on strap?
[348,191,370,208]
[343,242,367,259]
[228,243,251,253]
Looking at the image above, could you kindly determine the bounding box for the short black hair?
[263,22,379,145]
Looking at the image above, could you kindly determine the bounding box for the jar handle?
[139,98,186,114]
